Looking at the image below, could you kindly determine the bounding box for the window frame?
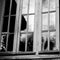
[0,0,59,55]
[0,0,17,52]
[13,0,59,54]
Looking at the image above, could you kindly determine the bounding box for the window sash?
[13,0,59,54]
[0,0,5,51]
[13,0,23,52]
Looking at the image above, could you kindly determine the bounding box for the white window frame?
[0,0,59,55]
[13,0,59,54]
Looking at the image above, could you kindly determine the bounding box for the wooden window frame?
[0,0,59,55]
[0,0,17,52]
[13,0,59,54]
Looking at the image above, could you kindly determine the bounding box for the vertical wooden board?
[13,0,21,52]
[13,0,23,52]
[34,0,42,54]
[17,0,23,52]
[56,0,59,51]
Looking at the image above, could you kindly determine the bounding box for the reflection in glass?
[42,32,48,51]
[42,0,48,12]
[28,15,34,32]
[29,0,35,13]
[42,0,56,12]
[50,0,56,11]
[0,34,7,52]
[7,34,14,51]
[2,17,8,32]
[50,13,56,30]
[42,14,48,30]
[22,0,28,14]
[50,32,56,50]
[19,34,26,51]
[27,33,33,51]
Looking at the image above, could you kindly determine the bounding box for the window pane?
[11,0,17,15]
[28,15,34,32]
[19,34,26,51]
[27,33,33,51]
[7,34,14,51]
[9,16,16,33]
[42,14,48,30]
[50,0,56,11]
[0,34,7,52]
[42,32,48,51]
[2,17,8,32]
[20,15,27,31]
[42,0,48,12]
[29,0,35,13]
[4,0,10,15]
[42,0,56,12]
[50,32,57,50]
[49,13,56,30]
[22,0,28,14]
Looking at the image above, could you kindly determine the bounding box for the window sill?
[0,51,60,59]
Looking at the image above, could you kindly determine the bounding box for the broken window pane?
[4,0,10,15]
[7,34,14,51]
[2,17,8,32]
[9,16,16,33]
[20,15,27,31]
[0,34,7,52]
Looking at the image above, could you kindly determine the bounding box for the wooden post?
[34,0,42,54]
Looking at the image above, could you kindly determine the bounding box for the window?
[41,0,59,52]
[0,0,59,55]
[14,0,35,52]
[0,0,17,52]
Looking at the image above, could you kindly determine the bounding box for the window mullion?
[56,0,59,51]
[13,0,23,52]
[34,0,42,54]
[25,0,30,52]
[48,0,50,51]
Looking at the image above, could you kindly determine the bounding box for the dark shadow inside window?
[9,16,15,33]
[2,17,8,32]
[7,34,14,51]
[4,0,10,16]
